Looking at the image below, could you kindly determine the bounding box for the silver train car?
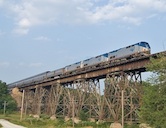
[8,41,150,88]
[47,68,64,79]
[82,53,108,67]
[65,61,83,72]
[8,71,50,88]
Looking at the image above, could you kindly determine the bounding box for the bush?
[0,81,17,114]
[79,110,89,121]
[40,114,50,119]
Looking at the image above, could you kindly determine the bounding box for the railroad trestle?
[20,71,142,123]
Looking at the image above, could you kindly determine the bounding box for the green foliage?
[0,112,140,128]
[147,54,166,71]
[124,124,139,128]
[79,110,89,121]
[0,81,8,95]
[40,114,50,119]
[0,80,17,114]
[140,55,166,128]
[147,54,166,84]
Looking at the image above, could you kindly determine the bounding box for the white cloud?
[0,0,4,7]
[0,62,10,68]
[2,0,166,34]
[130,0,166,12]
[34,36,51,41]
[18,18,31,28]
[122,17,141,25]
[13,28,29,35]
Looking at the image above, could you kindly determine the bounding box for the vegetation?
[0,80,17,114]
[79,110,89,121]
[140,55,166,128]
[0,112,139,128]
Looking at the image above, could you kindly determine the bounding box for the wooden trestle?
[13,51,166,122]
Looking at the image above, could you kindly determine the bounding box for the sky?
[0,0,166,84]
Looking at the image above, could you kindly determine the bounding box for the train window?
[126,46,131,48]
[84,58,91,61]
[103,53,108,57]
[110,56,115,59]
[139,42,150,49]
[75,62,79,64]
[96,55,101,58]
[145,43,150,48]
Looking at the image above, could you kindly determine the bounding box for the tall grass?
[0,113,139,128]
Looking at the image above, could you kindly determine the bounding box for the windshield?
[140,42,150,49]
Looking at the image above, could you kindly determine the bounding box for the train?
[8,41,151,88]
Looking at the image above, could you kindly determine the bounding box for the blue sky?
[0,0,166,84]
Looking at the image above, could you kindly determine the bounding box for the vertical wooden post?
[3,101,7,115]
[20,90,25,121]
[72,96,75,128]
[121,89,124,128]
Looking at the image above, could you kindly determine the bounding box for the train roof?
[137,41,150,48]
[108,41,150,54]
[8,71,50,86]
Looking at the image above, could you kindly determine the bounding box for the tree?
[140,55,166,128]
[0,80,17,113]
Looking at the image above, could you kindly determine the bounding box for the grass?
[0,113,139,128]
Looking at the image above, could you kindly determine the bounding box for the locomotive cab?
[139,42,151,54]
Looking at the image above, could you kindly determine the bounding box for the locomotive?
[8,41,150,88]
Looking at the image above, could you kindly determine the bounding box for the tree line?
[140,54,166,128]
[0,81,17,114]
